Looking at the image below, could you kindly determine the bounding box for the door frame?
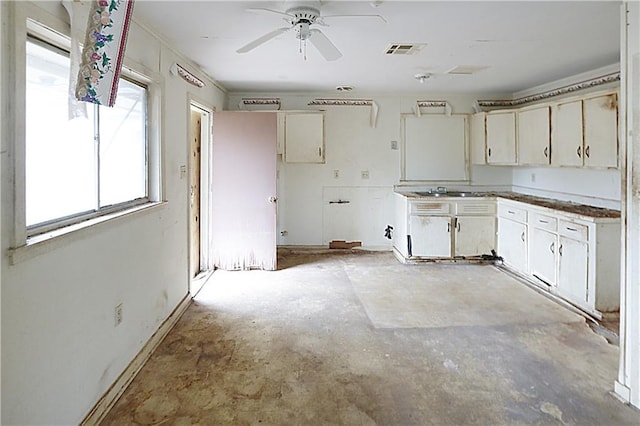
[188,97,214,295]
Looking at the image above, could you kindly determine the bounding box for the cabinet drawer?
[456,201,495,215]
[559,220,588,241]
[498,204,527,223]
[410,202,451,215]
[531,213,557,232]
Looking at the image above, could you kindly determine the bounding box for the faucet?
[436,186,447,193]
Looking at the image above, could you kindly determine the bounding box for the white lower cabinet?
[497,201,528,272]
[409,215,451,257]
[558,236,589,306]
[402,198,495,258]
[523,209,619,317]
[454,216,496,257]
[530,227,558,287]
[395,193,620,317]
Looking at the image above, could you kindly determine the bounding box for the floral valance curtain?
[76,0,135,107]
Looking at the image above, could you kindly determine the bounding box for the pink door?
[211,112,277,270]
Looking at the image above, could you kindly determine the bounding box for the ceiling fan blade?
[246,8,295,19]
[320,14,387,23]
[236,27,291,54]
[309,29,342,61]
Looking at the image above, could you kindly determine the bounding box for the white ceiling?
[134,1,621,95]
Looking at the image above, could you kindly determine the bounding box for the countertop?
[398,191,621,219]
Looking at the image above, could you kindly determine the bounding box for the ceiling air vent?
[385,43,426,55]
[446,65,489,75]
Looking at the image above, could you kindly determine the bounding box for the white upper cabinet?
[284,112,324,163]
[583,93,618,168]
[551,92,618,169]
[518,106,550,165]
[470,112,486,165]
[486,111,517,165]
[551,100,583,167]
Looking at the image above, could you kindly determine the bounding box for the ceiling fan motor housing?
[288,7,320,40]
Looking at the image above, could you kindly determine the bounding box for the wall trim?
[476,71,620,109]
[415,100,452,116]
[170,63,205,88]
[239,97,281,110]
[80,295,192,425]
[307,98,379,127]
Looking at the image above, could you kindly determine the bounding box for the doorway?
[189,102,213,294]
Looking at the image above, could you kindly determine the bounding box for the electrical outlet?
[114,303,123,327]
[391,140,398,150]
[333,169,340,178]
[179,165,187,179]
[531,173,536,183]
[361,170,370,179]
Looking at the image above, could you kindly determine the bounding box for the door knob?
[268,196,278,203]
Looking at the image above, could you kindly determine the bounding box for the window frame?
[8,17,164,256]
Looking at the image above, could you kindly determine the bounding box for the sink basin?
[413,191,480,198]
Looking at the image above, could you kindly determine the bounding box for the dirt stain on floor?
[100,252,637,426]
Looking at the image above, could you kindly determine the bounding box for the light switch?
[179,165,187,179]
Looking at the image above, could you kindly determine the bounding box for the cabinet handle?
[585,145,590,158]
[457,221,461,232]
[521,231,525,242]
[488,148,492,157]
[544,146,549,158]
[559,244,563,256]
[565,227,578,232]
[447,222,451,233]
[577,146,582,158]
[550,242,555,254]
[538,219,549,224]
[318,147,322,157]
[507,210,516,215]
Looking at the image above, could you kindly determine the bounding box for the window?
[25,37,148,232]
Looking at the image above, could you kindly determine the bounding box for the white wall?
[512,167,621,209]
[227,93,513,247]
[0,2,225,424]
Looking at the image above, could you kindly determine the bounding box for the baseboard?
[614,380,631,403]
[80,294,192,425]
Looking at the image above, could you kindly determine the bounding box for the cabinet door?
[558,237,589,306]
[551,100,583,167]
[470,112,486,165]
[454,216,496,257]
[583,94,618,168]
[530,228,557,287]
[518,107,550,165]
[486,112,517,164]
[497,218,527,272]
[409,216,451,257]
[284,113,324,163]
[404,115,468,181]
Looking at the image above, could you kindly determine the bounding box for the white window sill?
[8,201,167,265]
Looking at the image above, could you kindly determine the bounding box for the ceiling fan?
[236,4,386,61]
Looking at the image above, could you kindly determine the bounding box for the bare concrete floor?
[102,252,639,425]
